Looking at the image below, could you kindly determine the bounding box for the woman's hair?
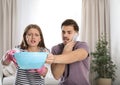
[61,19,79,32]
[20,24,46,49]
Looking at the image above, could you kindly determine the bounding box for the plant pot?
[97,78,112,85]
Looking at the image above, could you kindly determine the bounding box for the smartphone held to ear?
[72,33,78,41]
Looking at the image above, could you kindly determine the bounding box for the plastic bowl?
[14,52,48,69]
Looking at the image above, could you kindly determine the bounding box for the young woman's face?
[62,25,77,45]
[25,28,41,47]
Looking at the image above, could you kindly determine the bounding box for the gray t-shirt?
[51,41,90,85]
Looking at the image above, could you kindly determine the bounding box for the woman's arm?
[2,53,12,65]
[2,49,18,65]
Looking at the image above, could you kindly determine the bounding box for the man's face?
[61,25,77,45]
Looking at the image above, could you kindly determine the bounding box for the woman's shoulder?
[40,47,50,53]
[14,45,26,52]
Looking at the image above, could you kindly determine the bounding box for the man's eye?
[68,32,72,34]
[62,31,65,34]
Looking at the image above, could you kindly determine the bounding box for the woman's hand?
[2,50,17,65]
[29,66,48,77]
[36,66,48,77]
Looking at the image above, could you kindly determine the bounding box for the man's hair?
[61,19,79,32]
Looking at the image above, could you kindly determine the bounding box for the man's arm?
[53,48,88,64]
[51,48,88,80]
[49,41,89,80]
[51,42,74,80]
[51,63,65,80]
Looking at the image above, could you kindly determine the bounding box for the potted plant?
[91,35,117,85]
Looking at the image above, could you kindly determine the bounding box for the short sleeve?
[74,41,90,54]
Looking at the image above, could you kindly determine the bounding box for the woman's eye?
[27,34,32,36]
[35,34,40,36]
[26,33,40,37]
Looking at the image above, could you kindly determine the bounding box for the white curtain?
[81,0,110,85]
[0,0,17,59]
[81,0,110,51]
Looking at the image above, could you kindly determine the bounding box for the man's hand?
[63,41,75,53]
[46,53,55,64]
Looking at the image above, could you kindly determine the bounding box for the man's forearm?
[53,49,88,64]
[51,63,65,80]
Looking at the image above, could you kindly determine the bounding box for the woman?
[2,24,48,85]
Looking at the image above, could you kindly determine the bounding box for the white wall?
[110,0,120,84]
[16,0,82,84]
[16,0,82,50]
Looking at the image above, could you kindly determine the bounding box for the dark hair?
[61,19,79,32]
[20,24,46,49]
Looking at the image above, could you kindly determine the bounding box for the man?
[46,19,90,85]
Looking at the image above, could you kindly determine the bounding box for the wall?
[110,0,120,84]
[16,0,82,50]
[16,0,82,84]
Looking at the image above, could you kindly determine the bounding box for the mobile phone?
[72,33,78,41]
